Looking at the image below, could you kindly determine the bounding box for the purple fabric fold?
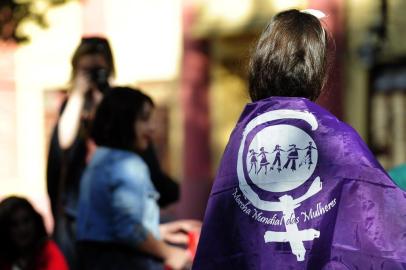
[192,97,406,270]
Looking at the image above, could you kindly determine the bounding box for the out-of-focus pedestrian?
[76,87,193,270]
[193,9,406,270]
[47,36,180,269]
[0,196,68,270]
[47,36,115,269]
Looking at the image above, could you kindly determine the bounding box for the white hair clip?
[300,9,327,19]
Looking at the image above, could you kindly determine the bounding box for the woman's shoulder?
[91,146,142,163]
[96,147,149,178]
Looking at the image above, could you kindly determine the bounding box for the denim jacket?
[76,146,160,247]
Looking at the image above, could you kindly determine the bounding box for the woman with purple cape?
[192,9,406,270]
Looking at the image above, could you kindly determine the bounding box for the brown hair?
[71,36,116,80]
[248,9,329,101]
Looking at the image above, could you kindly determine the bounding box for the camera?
[87,67,110,93]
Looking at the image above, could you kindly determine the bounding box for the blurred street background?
[0,0,405,232]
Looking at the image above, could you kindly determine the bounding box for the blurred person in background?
[193,9,406,269]
[0,196,68,270]
[47,36,180,269]
[76,87,195,270]
[47,36,115,269]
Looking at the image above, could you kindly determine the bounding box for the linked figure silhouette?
[248,149,258,174]
[256,147,270,175]
[270,144,285,172]
[299,141,317,169]
[283,144,301,171]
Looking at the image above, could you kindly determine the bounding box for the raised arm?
[57,72,89,149]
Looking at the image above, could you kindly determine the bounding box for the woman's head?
[71,36,115,81]
[0,196,47,257]
[91,87,155,152]
[248,9,329,101]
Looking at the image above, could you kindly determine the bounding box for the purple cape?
[192,97,406,270]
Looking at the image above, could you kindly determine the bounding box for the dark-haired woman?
[0,196,68,270]
[47,37,180,269]
[193,9,406,269]
[76,87,192,270]
[46,36,116,269]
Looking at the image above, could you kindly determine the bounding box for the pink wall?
[310,0,345,119]
[178,2,212,220]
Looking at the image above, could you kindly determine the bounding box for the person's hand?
[160,220,202,245]
[72,71,91,96]
[164,245,192,270]
[72,71,103,118]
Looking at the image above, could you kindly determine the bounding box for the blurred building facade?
[1,0,406,226]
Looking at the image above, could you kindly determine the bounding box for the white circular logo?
[236,109,324,262]
[237,109,320,211]
[246,124,318,192]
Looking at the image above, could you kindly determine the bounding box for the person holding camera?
[46,36,115,269]
[47,37,184,270]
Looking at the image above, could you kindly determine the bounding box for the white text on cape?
[232,188,337,225]
[301,198,337,222]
